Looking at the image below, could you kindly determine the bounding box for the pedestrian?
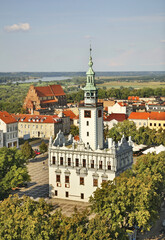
[43,161,45,169]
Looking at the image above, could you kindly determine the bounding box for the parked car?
[34,149,41,155]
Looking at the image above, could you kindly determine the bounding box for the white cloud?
[4,23,30,32]
[160,40,165,43]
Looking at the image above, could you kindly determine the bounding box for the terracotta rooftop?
[104,113,128,122]
[129,112,165,120]
[13,114,62,124]
[128,96,140,101]
[34,85,65,97]
[63,110,77,120]
[0,111,17,124]
[118,102,127,107]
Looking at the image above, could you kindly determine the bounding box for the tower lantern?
[79,47,104,150]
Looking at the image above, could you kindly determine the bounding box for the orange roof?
[63,110,77,120]
[41,99,58,104]
[13,114,62,124]
[129,112,165,120]
[34,85,65,97]
[129,112,149,120]
[74,135,80,141]
[118,102,127,107]
[128,96,139,101]
[0,111,17,124]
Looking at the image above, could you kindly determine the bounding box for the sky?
[0,0,165,72]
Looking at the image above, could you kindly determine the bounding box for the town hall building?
[49,49,133,202]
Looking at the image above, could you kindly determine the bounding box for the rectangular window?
[65,192,69,198]
[60,157,63,165]
[55,190,58,196]
[154,123,156,126]
[87,132,89,136]
[159,123,161,126]
[108,163,111,170]
[52,156,56,164]
[75,158,79,167]
[65,176,69,183]
[99,161,102,169]
[98,109,102,117]
[83,159,86,168]
[91,160,94,168]
[56,175,60,182]
[93,179,98,187]
[80,177,84,185]
[84,110,91,118]
[68,158,71,166]
[150,123,152,126]
[86,121,89,126]
[81,193,84,199]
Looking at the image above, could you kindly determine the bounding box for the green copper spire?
[83,46,98,105]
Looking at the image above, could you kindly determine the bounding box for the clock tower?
[79,47,104,150]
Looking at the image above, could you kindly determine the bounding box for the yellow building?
[128,112,165,130]
[14,114,63,139]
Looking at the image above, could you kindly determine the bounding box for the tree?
[39,141,48,153]
[21,141,35,160]
[70,125,79,137]
[108,120,136,142]
[0,147,30,200]
[90,152,165,233]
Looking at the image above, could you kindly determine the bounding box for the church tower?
[79,47,104,150]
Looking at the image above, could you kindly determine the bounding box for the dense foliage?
[107,120,165,145]
[1,152,165,238]
[67,87,165,103]
[70,125,79,137]
[0,195,127,240]
[21,141,35,160]
[0,147,30,200]
[39,141,48,153]
[90,152,165,232]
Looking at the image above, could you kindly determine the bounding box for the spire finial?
[90,44,92,57]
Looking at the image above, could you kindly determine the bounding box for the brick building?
[23,85,67,114]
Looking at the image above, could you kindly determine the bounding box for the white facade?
[104,119,118,129]
[108,102,126,114]
[49,48,133,202]
[49,135,133,202]
[79,105,103,150]
[108,102,132,116]
[0,120,18,148]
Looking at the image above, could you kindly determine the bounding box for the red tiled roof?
[0,111,17,124]
[118,102,127,107]
[41,99,58,104]
[149,112,165,120]
[129,112,165,120]
[63,110,77,120]
[128,96,139,101]
[13,114,61,124]
[34,85,65,97]
[104,113,128,122]
[74,135,80,141]
[129,112,149,120]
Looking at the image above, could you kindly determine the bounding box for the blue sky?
[0,0,165,72]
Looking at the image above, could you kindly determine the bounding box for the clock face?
[84,110,91,118]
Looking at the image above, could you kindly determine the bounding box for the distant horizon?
[0,0,164,72]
